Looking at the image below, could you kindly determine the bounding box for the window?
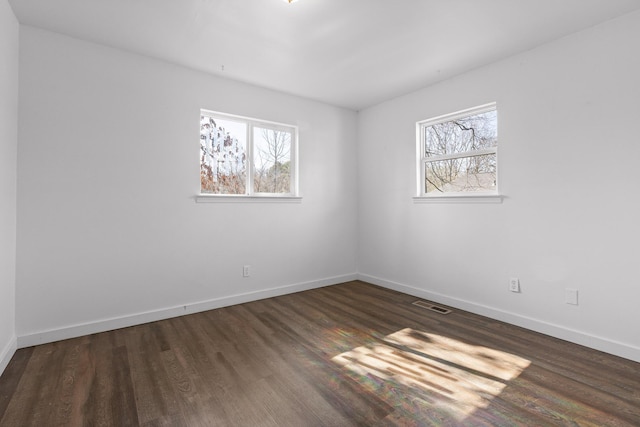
[417,103,498,197]
[200,110,298,197]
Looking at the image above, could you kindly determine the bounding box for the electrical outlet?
[509,277,520,293]
[565,288,578,305]
[243,265,251,277]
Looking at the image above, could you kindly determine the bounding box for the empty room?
[1,0,639,425]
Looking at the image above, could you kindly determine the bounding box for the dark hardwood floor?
[1,281,639,426]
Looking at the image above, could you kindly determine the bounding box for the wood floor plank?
[1,340,78,426]
[237,301,361,425]
[1,281,639,426]
[110,344,140,426]
[254,304,411,424]
[124,325,181,425]
[0,346,33,422]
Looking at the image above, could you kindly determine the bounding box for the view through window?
[418,103,498,196]
[200,110,297,196]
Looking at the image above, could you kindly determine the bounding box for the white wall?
[357,10,640,362]
[0,0,19,374]
[16,26,358,345]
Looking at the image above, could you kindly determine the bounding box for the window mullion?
[290,131,297,195]
[246,123,254,195]
[418,125,426,196]
[423,147,496,163]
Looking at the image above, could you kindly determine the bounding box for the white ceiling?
[9,0,640,110]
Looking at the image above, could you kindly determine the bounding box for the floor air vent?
[412,300,451,315]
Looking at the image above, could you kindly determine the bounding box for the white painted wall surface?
[0,0,19,374]
[357,11,640,361]
[16,26,358,344]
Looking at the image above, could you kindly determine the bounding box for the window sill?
[195,195,302,203]
[413,194,503,204]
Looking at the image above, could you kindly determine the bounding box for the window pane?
[253,127,292,194]
[424,109,497,157]
[200,116,247,194]
[424,154,497,193]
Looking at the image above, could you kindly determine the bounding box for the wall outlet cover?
[565,288,579,305]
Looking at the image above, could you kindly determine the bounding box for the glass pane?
[425,154,496,193]
[253,127,292,194]
[200,116,247,194]
[424,109,497,157]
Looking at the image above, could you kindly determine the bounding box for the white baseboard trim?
[0,335,17,377]
[17,273,358,349]
[358,273,640,363]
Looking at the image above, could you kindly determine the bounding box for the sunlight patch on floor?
[332,328,531,421]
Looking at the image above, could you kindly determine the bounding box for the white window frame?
[414,103,502,203]
[197,110,299,202]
